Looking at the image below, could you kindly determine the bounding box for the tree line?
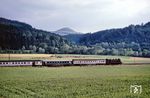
[0,17,150,57]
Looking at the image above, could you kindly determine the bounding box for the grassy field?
[0,54,150,98]
[0,65,150,98]
[0,54,150,64]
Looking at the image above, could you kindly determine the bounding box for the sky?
[0,0,150,33]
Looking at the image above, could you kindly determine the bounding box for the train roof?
[0,60,42,62]
[72,59,106,61]
[42,60,71,62]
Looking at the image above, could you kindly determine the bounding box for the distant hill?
[53,27,81,36]
[79,22,150,45]
[0,17,72,53]
[61,22,150,57]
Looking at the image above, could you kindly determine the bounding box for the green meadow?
[0,65,150,98]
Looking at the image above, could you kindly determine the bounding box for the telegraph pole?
[134,57,135,64]
[9,52,10,60]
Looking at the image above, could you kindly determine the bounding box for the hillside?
[0,17,32,29]
[63,34,83,44]
[77,22,150,57]
[0,18,72,53]
[53,27,81,36]
[61,22,150,57]
[80,23,150,44]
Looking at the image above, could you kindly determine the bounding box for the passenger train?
[0,59,122,67]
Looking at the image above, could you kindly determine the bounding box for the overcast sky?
[0,0,150,33]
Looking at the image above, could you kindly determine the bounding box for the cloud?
[0,0,150,32]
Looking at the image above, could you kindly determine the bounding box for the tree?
[60,44,70,53]
[126,48,134,56]
[33,45,37,52]
[38,47,45,53]
[111,48,119,55]
[22,46,26,50]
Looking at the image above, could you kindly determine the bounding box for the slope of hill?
[0,17,32,29]
[53,27,81,36]
[0,18,72,53]
[79,23,150,45]
[63,34,83,44]
[77,22,150,57]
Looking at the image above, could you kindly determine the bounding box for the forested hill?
[78,22,150,57]
[80,22,150,45]
[0,17,150,57]
[0,17,32,29]
[0,17,72,53]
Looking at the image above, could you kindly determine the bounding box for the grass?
[0,65,150,98]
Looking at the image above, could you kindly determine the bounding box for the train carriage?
[0,60,42,67]
[72,59,106,65]
[43,60,72,67]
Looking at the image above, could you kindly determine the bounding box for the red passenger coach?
[0,60,42,67]
[72,59,106,65]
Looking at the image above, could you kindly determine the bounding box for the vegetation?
[0,66,150,98]
[0,18,71,54]
[78,23,150,57]
[0,17,150,57]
